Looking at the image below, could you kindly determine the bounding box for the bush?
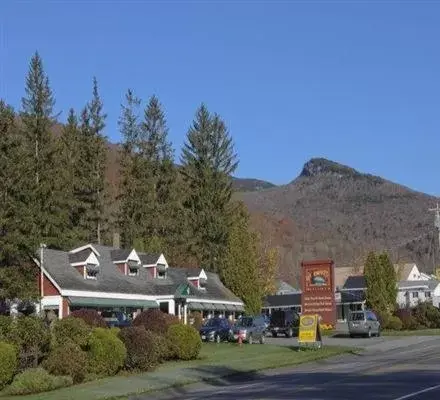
[386,315,403,331]
[132,309,170,334]
[0,316,12,341]
[70,309,108,328]
[413,303,440,329]
[9,316,50,369]
[43,342,88,383]
[4,368,72,395]
[0,341,17,390]
[190,312,203,330]
[394,309,418,330]
[87,328,126,376]
[166,324,202,361]
[374,310,390,329]
[118,327,162,371]
[51,317,91,348]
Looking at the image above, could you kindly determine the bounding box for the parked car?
[231,315,267,344]
[101,311,131,328]
[199,317,232,343]
[348,310,381,338]
[269,309,299,338]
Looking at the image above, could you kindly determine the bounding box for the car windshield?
[203,319,220,327]
[350,312,365,321]
[236,317,253,327]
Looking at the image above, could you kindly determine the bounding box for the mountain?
[236,158,440,285]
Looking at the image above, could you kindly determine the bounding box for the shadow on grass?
[129,367,440,399]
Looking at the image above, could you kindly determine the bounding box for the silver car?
[231,315,267,344]
[348,310,381,338]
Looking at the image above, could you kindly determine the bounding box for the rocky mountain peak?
[299,158,362,179]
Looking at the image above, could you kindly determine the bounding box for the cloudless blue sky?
[2,0,440,195]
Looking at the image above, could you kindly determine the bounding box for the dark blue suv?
[199,317,232,343]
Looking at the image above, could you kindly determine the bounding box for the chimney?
[113,232,120,249]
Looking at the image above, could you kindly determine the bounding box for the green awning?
[226,304,236,312]
[68,297,159,309]
[202,303,216,310]
[214,304,226,311]
[187,302,203,310]
[235,305,245,312]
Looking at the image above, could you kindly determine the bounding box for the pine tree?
[0,101,38,300]
[364,251,387,312]
[88,77,108,244]
[180,104,238,271]
[379,252,397,311]
[56,108,84,244]
[20,52,68,249]
[118,89,143,247]
[219,202,263,314]
[138,95,180,251]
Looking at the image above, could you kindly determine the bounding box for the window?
[412,292,419,298]
[426,291,432,298]
[128,267,139,277]
[86,269,98,280]
[157,270,166,279]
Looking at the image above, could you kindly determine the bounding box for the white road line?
[393,384,440,400]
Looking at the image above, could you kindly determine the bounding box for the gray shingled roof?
[110,249,132,262]
[68,249,92,264]
[139,253,160,265]
[398,280,439,290]
[262,293,301,308]
[342,276,366,290]
[41,245,242,303]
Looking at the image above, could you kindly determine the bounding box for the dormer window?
[156,263,167,279]
[86,264,99,280]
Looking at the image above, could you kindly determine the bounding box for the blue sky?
[2,1,440,195]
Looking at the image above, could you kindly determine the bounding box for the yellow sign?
[298,314,320,343]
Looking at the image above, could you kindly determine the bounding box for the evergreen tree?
[20,52,68,249]
[364,251,387,312]
[220,202,263,314]
[56,108,84,244]
[118,89,143,247]
[180,104,238,271]
[0,101,38,300]
[138,95,180,251]
[379,252,397,311]
[88,77,108,244]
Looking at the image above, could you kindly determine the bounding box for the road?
[137,336,440,400]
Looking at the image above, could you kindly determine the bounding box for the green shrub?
[109,327,120,337]
[386,315,403,331]
[0,341,17,390]
[4,368,72,395]
[166,324,202,361]
[87,328,126,376]
[374,310,390,329]
[132,309,169,334]
[9,316,50,369]
[0,316,12,341]
[394,309,418,330]
[43,342,88,383]
[118,327,161,371]
[70,309,107,328]
[51,317,91,348]
[413,303,440,329]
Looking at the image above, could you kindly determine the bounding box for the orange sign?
[301,260,336,327]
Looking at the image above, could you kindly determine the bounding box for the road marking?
[393,384,440,400]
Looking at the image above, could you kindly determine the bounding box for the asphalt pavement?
[136,335,440,400]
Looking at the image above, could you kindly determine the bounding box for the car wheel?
[286,328,293,338]
[349,334,355,338]
[377,328,381,337]
[259,335,265,344]
[367,329,372,338]
[272,332,277,338]
[215,334,221,344]
[248,335,253,345]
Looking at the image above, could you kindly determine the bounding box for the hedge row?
[0,309,202,395]
[377,303,440,331]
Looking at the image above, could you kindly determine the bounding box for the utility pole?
[428,203,440,276]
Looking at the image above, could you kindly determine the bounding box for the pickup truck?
[269,309,300,338]
[101,311,131,328]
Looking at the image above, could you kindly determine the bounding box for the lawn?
[1,343,353,400]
